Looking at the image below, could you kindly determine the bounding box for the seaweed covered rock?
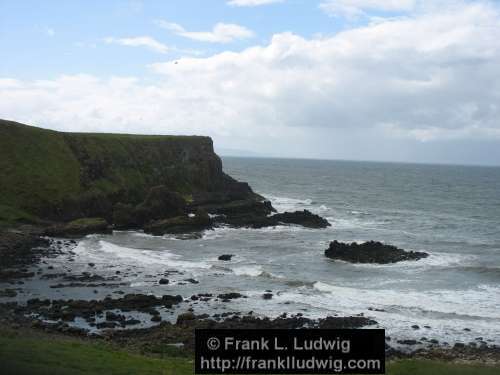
[325,240,429,264]
[44,218,111,237]
[144,209,212,236]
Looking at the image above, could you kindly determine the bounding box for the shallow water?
[3,157,500,345]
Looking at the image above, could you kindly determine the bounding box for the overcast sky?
[1,0,500,165]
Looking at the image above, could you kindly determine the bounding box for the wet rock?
[0,228,49,265]
[44,218,111,237]
[96,321,118,329]
[325,240,429,264]
[0,269,35,281]
[217,292,243,300]
[318,316,377,329]
[412,325,420,330]
[218,254,233,261]
[159,278,169,285]
[0,289,18,298]
[184,278,199,284]
[262,293,273,300]
[144,209,212,235]
[151,315,162,322]
[177,312,196,324]
[272,210,331,228]
[397,339,418,345]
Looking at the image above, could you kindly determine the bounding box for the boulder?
[325,240,429,264]
[218,254,233,261]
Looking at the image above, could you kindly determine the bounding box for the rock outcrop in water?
[324,240,429,264]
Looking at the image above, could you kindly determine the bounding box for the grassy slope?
[0,120,81,225]
[0,119,217,226]
[0,329,498,375]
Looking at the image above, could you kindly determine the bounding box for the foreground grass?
[0,329,498,375]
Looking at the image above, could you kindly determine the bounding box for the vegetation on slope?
[0,119,223,226]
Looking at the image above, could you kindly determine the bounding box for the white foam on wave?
[336,251,477,271]
[232,265,264,277]
[266,195,313,212]
[73,240,211,270]
[312,281,500,319]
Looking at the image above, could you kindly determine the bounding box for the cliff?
[0,119,258,227]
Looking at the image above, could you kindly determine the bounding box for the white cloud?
[2,2,500,161]
[103,36,169,53]
[320,0,416,18]
[156,21,254,43]
[45,28,56,37]
[227,0,284,6]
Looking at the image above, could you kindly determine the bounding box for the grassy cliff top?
[0,119,222,226]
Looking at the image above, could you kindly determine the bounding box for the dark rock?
[218,254,233,261]
[0,229,49,269]
[325,240,429,264]
[151,315,162,322]
[184,278,199,284]
[144,209,212,236]
[318,316,377,329]
[177,312,196,324]
[272,210,331,228]
[133,186,187,225]
[0,289,17,298]
[262,293,273,300]
[217,292,243,300]
[159,278,169,285]
[218,208,330,230]
[397,339,418,345]
[44,218,111,237]
[412,325,420,330]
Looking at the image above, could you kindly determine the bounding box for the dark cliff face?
[0,119,257,225]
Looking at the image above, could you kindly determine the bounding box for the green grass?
[0,328,498,375]
[0,329,192,375]
[0,119,219,225]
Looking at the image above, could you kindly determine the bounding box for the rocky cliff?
[0,119,258,227]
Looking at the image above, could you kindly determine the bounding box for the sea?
[10,157,500,347]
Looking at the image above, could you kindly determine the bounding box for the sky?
[1,0,500,166]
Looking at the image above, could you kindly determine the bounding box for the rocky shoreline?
[0,235,498,364]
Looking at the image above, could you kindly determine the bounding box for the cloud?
[2,2,500,162]
[156,21,254,43]
[320,0,416,18]
[227,0,284,6]
[45,28,56,37]
[103,36,169,53]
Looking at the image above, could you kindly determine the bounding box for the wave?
[311,281,500,319]
[232,265,264,277]
[74,240,211,270]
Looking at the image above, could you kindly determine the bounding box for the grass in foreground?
[0,328,498,375]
